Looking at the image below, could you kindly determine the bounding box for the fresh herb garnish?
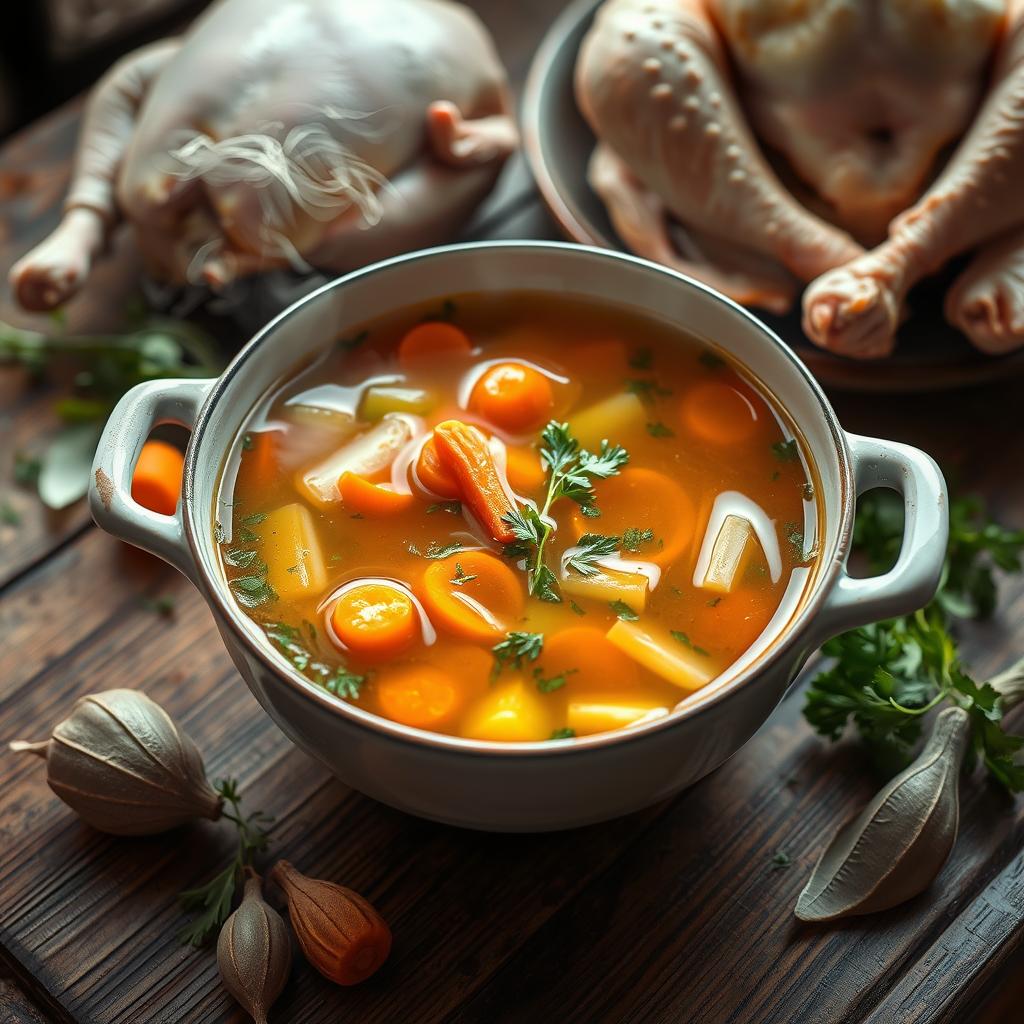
[771,439,799,463]
[223,547,264,570]
[142,595,176,617]
[622,527,655,553]
[533,666,575,693]
[609,600,639,622]
[265,622,365,698]
[325,668,364,700]
[699,351,726,370]
[564,533,620,576]
[241,433,254,451]
[625,378,672,401]
[492,631,544,677]
[670,630,710,657]
[426,500,462,515]
[501,421,628,602]
[230,574,278,609]
[177,778,272,946]
[785,523,805,561]
[707,596,722,608]
[409,540,464,559]
[803,492,1024,790]
[646,421,674,438]
[569,600,587,617]
[450,562,478,586]
[551,728,576,740]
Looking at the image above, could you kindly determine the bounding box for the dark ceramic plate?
[522,0,1024,393]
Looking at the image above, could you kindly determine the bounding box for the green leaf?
[450,562,478,586]
[492,631,544,677]
[771,439,799,463]
[38,422,103,510]
[564,533,619,577]
[609,600,639,621]
[426,501,462,515]
[408,540,463,559]
[550,727,576,740]
[569,600,586,617]
[621,527,655,553]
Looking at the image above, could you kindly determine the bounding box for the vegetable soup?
[216,294,818,742]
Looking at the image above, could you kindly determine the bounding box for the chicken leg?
[803,2,1024,357]
[9,40,180,311]
[576,0,862,307]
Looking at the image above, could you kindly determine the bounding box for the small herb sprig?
[266,622,365,698]
[503,422,628,602]
[491,631,544,677]
[178,778,272,946]
[803,492,1024,789]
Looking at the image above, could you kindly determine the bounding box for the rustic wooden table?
[1,3,1023,1022]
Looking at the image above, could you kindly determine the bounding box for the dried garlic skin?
[796,706,969,922]
[218,872,292,1024]
[11,689,222,835]
[270,859,391,985]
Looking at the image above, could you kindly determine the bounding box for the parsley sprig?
[502,422,628,602]
[803,492,1024,789]
[177,778,272,946]
[492,631,544,677]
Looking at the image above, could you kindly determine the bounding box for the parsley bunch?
[503,421,628,602]
[803,492,1024,789]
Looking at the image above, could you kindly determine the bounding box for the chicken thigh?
[11,0,517,311]
[578,0,1024,358]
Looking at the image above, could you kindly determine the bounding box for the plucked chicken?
[11,0,517,311]
[577,0,1024,358]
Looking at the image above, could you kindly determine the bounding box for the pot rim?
[182,240,854,758]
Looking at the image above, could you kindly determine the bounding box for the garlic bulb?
[218,871,292,1024]
[11,689,222,835]
[270,860,391,985]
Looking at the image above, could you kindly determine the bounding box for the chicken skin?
[11,0,517,311]
[577,0,1024,358]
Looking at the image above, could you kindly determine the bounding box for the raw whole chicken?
[11,0,517,311]
[577,0,1024,359]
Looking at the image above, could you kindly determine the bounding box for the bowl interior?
[185,242,851,751]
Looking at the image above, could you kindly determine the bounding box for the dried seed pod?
[270,860,391,985]
[796,706,970,922]
[218,871,292,1024]
[10,689,221,835]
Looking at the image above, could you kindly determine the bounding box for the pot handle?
[813,432,948,643]
[89,377,215,585]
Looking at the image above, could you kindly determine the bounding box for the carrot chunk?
[338,472,415,517]
[432,419,518,543]
[398,322,472,365]
[680,379,764,446]
[131,440,184,516]
[470,361,554,433]
[419,550,525,642]
[377,665,459,729]
[331,583,418,657]
[414,435,462,498]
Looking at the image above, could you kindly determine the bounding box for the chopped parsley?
[670,630,710,657]
[564,533,619,576]
[771,439,799,463]
[426,500,462,515]
[450,562,478,586]
[622,527,655,553]
[551,728,576,740]
[609,600,639,621]
[492,631,544,678]
[409,540,463,559]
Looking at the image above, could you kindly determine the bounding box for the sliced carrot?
[331,583,418,657]
[398,321,472,365]
[680,378,765,446]
[432,419,518,543]
[539,627,640,691]
[504,445,546,496]
[131,440,184,516]
[419,550,525,642]
[240,429,280,492]
[414,435,461,498]
[571,467,695,566]
[377,664,459,729]
[469,361,554,432]
[338,472,415,517]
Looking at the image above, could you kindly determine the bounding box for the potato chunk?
[257,502,327,601]
[606,620,716,693]
[568,392,646,451]
[460,678,553,742]
[298,414,414,506]
[560,566,648,612]
[568,698,670,736]
[697,514,755,593]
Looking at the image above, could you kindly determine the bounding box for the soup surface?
[217,293,818,742]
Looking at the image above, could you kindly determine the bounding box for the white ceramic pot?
[89,242,948,832]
